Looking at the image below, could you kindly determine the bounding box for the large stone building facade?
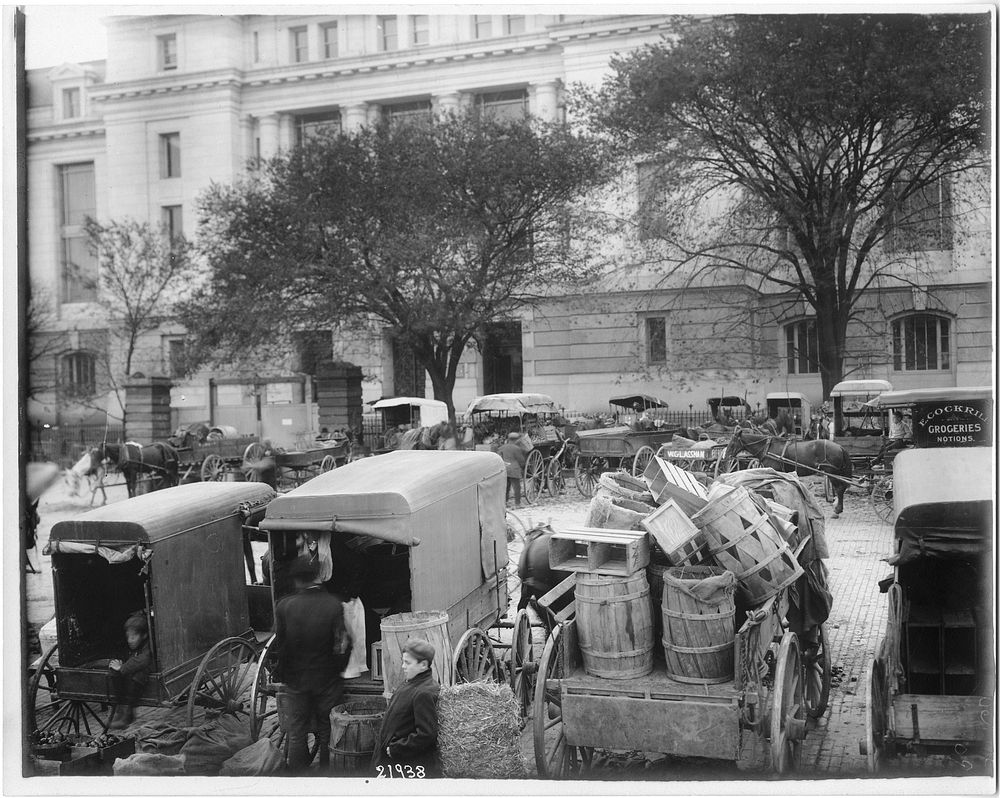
[26,13,993,440]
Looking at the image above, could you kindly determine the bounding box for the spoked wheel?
[523,450,545,505]
[769,632,806,774]
[871,477,894,523]
[506,510,528,544]
[861,654,889,772]
[510,609,537,723]
[200,454,226,482]
[574,455,605,499]
[249,635,279,743]
[29,645,111,736]
[242,443,266,482]
[546,457,566,498]
[452,628,503,685]
[802,623,832,718]
[186,637,258,728]
[631,445,655,477]
[319,455,336,473]
[533,625,594,779]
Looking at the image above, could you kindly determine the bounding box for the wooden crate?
[549,528,650,576]
[640,499,712,566]
[642,456,709,515]
[537,572,577,624]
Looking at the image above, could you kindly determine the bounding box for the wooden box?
[549,528,650,576]
[537,573,577,624]
[642,456,709,515]
[640,499,712,566]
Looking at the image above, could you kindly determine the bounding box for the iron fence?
[26,422,124,466]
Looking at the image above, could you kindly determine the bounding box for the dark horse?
[725,428,853,516]
[98,441,180,498]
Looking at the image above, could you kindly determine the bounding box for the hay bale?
[437,682,527,779]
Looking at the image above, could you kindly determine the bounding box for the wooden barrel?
[691,486,803,605]
[380,611,453,698]
[575,572,654,679]
[597,471,655,503]
[661,565,736,684]
[584,493,653,530]
[329,697,387,773]
[646,562,669,647]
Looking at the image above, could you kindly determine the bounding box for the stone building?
[25,13,993,441]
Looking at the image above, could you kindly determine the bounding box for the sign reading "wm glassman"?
[913,400,992,447]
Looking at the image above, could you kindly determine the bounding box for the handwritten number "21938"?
[376,764,425,778]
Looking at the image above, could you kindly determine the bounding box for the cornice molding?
[28,125,105,143]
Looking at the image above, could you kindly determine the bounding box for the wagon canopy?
[890,448,994,564]
[47,482,275,557]
[466,393,559,416]
[608,394,668,410]
[372,397,449,427]
[829,380,893,397]
[870,385,993,408]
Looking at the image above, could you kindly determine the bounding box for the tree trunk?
[814,290,845,399]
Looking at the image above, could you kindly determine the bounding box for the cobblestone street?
[23,473,995,789]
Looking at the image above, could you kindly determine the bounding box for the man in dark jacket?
[497,432,528,508]
[372,639,440,777]
[273,555,350,773]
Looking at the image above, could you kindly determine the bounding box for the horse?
[97,441,180,498]
[64,448,108,506]
[724,427,854,516]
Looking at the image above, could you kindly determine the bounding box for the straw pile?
[437,682,527,779]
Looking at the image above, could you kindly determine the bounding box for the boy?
[108,611,152,729]
[372,639,440,777]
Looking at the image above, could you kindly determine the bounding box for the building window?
[411,15,429,46]
[161,205,183,239]
[252,31,260,63]
[504,15,526,35]
[158,33,177,71]
[160,132,181,178]
[889,175,953,252]
[892,314,951,371]
[321,22,338,58]
[378,15,398,51]
[62,351,96,395]
[784,320,819,374]
[62,88,80,119]
[59,162,97,303]
[166,338,186,378]
[295,111,342,146]
[636,162,669,241]
[646,317,667,364]
[382,99,432,127]
[475,89,529,122]
[473,15,492,38]
[290,26,308,63]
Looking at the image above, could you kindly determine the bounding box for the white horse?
[64,449,108,506]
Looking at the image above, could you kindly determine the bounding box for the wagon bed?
[176,436,260,482]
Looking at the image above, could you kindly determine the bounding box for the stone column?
[314,361,364,445]
[278,113,294,151]
[241,115,254,163]
[258,113,280,158]
[343,103,369,133]
[436,91,461,116]
[534,80,560,122]
[124,376,173,443]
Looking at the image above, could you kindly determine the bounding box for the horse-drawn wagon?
[860,442,994,771]
[467,393,573,503]
[168,423,263,483]
[765,392,812,437]
[247,450,534,756]
[573,395,679,496]
[370,397,450,453]
[266,438,351,491]
[29,482,276,738]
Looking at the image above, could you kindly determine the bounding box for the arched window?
[892,313,951,372]
[784,319,818,374]
[61,351,96,395]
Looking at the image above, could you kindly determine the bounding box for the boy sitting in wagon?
[108,611,153,729]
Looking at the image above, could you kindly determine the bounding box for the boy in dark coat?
[372,639,440,777]
[273,555,350,772]
[108,611,153,729]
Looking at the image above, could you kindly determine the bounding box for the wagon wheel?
[186,637,257,728]
[319,455,336,473]
[631,445,655,478]
[28,644,111,736]
[546,456,566,498]
[802,623,832,718]
[523,450,545,505]
[871,477,894,523]
[510,609,537,723]
[769,631,806,774]
[506,509,528,544]
[533,625,593,779]
[200,453,226,482]
[573,455,605,499]
[452,628,503,685]
[861,654,889,772]
[242,443,266,481]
